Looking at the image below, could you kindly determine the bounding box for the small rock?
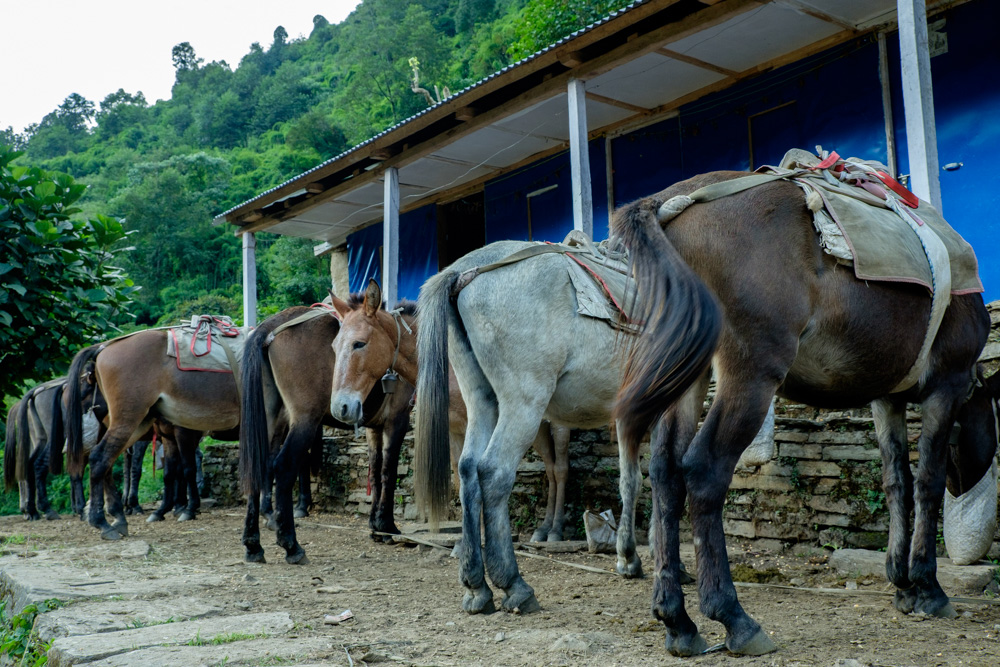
[235,601,253,611]
[241,573,256,583]
[361,651,388,663]
[445,621,456,627]
[833,660,865,667]
[495,632,506,643]
[550,633,593,655]
[845,580,858,590]
[358,551,368,559]
[789,578,804,587]
[963,611,974,618]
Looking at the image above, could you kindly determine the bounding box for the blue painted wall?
[346,204,438,301]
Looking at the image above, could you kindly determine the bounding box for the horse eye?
[352,341,366,350]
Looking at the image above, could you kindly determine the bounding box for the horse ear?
[329,289,352,320]
[364,279,382,317]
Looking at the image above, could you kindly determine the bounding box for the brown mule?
[613,172,990,656]
[65,330,240,540]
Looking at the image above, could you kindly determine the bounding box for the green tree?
[0,146,134,397]
[509,0,628,60]
[172,41,202,72]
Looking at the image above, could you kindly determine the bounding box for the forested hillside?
[2,0,626,330]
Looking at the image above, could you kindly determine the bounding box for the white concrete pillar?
[241,232,257,329]
[383,166,400,309]
[329,244,351,299]
[897,0,942,209]
[567,78,593,238]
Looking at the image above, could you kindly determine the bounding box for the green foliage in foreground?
[0,146,135,398]
[0,598,63,666]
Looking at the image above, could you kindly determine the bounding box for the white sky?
[0,1,362,134]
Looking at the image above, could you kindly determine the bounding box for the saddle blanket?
[165,315,249,373]
[559,231,640,333]
[768,148,982,295]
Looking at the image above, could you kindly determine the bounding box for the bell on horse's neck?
[381,371,399,394]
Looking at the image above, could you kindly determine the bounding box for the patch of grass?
[187,631,267,646]
[1,534,28,546]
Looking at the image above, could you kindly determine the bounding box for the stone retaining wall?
[204,301,1000,552]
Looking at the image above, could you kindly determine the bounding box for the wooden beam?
[305,182,324,194]
[656,47,738,76]
[455,106,478,121]
[877,32,898,178]
[560,51,584,67]
[585,91,651,114]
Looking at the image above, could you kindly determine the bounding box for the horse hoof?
[114,521,129,537]
[530,529,547,543]
[915,598,957,619]
[265,517,278,532]
[546,531,563,542]
[678,562,696,585]
[665,631,708,657]
[285,546,308,564]
[727,628,776,656]
[146,513,165,523]
[507,594,541,614]
[177,511,195,522]
[245,549,266,564]
[616,558,643,579]
[44,510,60,521]
[24,513,40,522]
[462,590,496,615]
[293,508,308,519]
[894,588,917,614]
[101,527,123,541]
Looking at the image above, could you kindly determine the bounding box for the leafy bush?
[0,146,135,398]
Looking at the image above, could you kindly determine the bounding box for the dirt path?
[2,508,999,666]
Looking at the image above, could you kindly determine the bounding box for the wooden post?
[241,231,257,329]
[567,78,593,238]
[383,166,400,310]
[329,244,350,299]
[877,32,898,178]
[897,0,942,209]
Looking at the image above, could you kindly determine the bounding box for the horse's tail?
[65,344,102,477]
[611,197,722,450]
[3,399,23,490]
[47,383,66,476]
[239,322,274,496]
[414,269,458,530]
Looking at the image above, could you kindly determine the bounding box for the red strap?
[875,171,919,208]
[815,151,841,170]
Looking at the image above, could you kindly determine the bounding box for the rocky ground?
[2,506,999,666]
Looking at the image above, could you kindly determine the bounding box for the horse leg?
[681,382,777,656]
[872,397,916,611]
[366,427,385,541]
[272,424,312,564]
[104,466,127,536]
[374,408,410,541]
[32,446,59,520]
[71,473,86,519]
[242,489,266,563]
[457,398,499,614]
[148,438,180,523]
[88,430,133,540]
[548,424,570,541]
[22,455,40,521]
[479,410,547,614]
[175,429,202,522]
[294,451,312,519]
[529,424,556,542]
[910,391,967,617]
[262,455,276,530]
[126,440,149,514]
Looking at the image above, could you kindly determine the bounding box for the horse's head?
[329,280,416,424]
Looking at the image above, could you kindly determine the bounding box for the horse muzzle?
[331,392,364,425]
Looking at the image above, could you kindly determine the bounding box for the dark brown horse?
[239,300,402,565]
[4,379,65,521]
[613,172,991,656]
[65,330,240,539]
